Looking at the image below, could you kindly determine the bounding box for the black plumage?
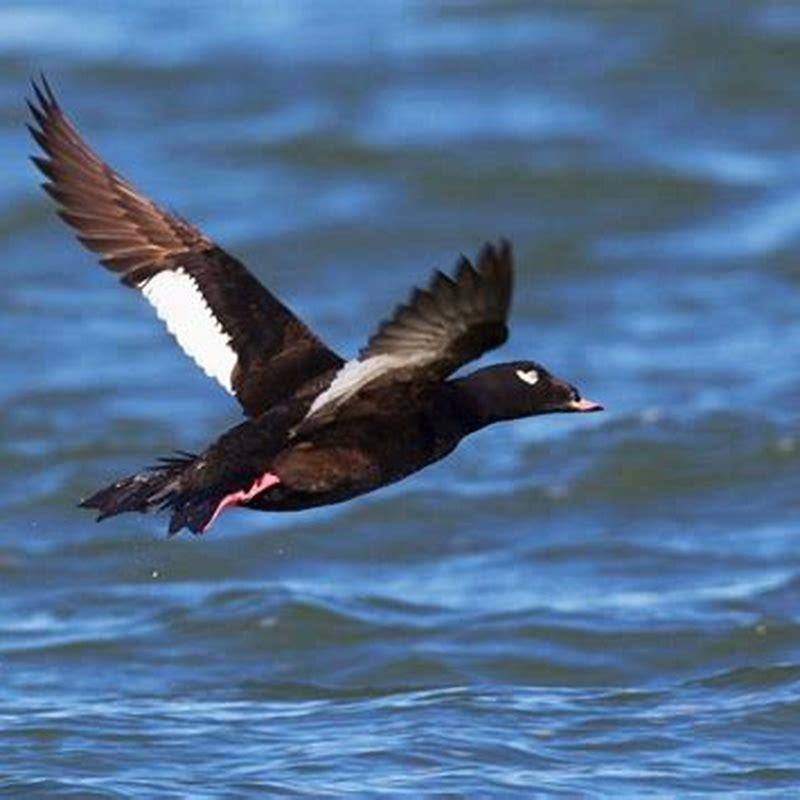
[28,77,602,535]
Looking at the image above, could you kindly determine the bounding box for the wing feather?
[299,240,513,432]
[28,76,342,416]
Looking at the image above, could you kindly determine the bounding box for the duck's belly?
[248,414,459,512]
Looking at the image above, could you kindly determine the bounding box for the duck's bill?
[567,398,604,413]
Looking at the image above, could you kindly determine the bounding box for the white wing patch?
[516,368,540,386]
[140,268,238,393]
[304,352,426,423]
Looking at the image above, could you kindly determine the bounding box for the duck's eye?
[516,368,540,386]
[571,387,581,402]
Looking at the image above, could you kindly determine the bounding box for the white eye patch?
[516,368,540,386]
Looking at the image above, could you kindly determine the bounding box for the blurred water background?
[1,1,800,796]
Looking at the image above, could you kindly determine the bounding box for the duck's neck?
[445,372,515,433]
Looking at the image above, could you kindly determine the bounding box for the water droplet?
[640,407,663,424]
[777,436,796,453]
[545,484,569,500]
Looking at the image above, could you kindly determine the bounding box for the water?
[1,2,799,796]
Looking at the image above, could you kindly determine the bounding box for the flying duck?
[27,77,603,535]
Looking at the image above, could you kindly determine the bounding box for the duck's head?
[458,361,603,424]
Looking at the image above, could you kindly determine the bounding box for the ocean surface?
[1,2,799,796]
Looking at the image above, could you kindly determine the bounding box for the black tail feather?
[79,453,196,527]
[80,450,273,535]
[167,499,217,536]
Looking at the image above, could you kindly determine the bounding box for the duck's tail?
[79,452,196,528]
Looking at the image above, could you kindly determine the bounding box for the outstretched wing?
[298,240,513,433]
[27,76,342,417]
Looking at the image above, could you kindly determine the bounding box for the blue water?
[1,2,800,796]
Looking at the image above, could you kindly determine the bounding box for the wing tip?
[475,237,514,313]
[27,74,63,170]
[476,237,513,270]
[27,73,58,126]
[30,72,57,104]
